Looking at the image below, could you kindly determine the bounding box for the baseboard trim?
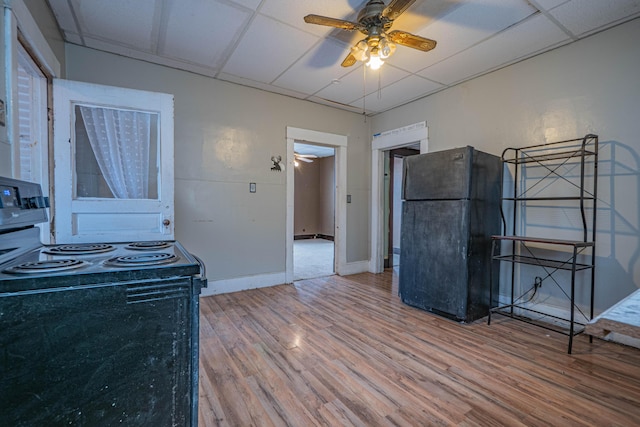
[294,234,335,241]
[338,260,370,276]
[494,294,587,328]
[201,261,371,296]
[200,271,286,296]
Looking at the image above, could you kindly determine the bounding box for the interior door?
[52,79,174,243]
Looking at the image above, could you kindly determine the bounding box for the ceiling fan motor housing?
[358,0,392,33]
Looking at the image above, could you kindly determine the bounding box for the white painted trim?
[8,0,60,77]
[370,122,428,273]
[496,293,588,327]
[338,261,370,276]
[286,127,348,284]
[287,127,348,147]
[200,272,286,296]
[199,261,370,297]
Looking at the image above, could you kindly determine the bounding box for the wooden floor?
[198,271,640,426]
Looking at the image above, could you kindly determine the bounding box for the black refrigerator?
[399,146,502,322]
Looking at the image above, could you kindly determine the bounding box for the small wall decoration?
[271,155,284,172]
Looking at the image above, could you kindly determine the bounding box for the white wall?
[373,18,640,314]
[64,44,371,292]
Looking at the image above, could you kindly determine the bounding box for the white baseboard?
[495,294,587,327]
[200,271,286,296]
[200,261,371,296]
[338,260,370,276]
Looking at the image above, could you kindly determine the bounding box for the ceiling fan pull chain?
[377,70,382,99]
[362,65,367,121]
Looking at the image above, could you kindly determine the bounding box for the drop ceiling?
[48,0,640,115]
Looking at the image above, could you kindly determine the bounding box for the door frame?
[286,127,347,283]
[386,148,420,268]
[370,122,428,273]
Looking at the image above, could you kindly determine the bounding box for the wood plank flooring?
[198,271,640,426]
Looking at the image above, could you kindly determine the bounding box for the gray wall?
[64,44,370,287]
[372,18,640,313]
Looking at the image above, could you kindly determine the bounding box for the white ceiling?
[48,0,640,116]
[294,142,335,158]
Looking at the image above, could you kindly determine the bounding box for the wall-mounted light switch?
[250,183,256,193]
[347,194,351,203]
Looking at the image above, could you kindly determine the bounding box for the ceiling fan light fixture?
[351,39,370,62]
[304,0,437,70]
[366,52,384,70]
[379,36,396,59]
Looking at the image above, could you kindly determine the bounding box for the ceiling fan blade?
[388,30,437,52]
[304,14,360,31]
[296,154,318,158]
[383,0,418,21]
[341,52,357,67]
[297,157,314,163]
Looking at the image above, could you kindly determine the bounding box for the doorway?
[385,147,420,270]
[293,142,336,280]
[370,122,428,274]
[285,127,347,284]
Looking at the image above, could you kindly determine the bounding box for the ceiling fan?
[304,0,437,70]
[294,152,318,164]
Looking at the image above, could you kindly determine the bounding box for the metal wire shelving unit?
[488,134,598,354]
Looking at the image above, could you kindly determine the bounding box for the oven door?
[0,277,194,425]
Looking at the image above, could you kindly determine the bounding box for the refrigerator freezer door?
[402,146,473,201]
[399,199,470,320]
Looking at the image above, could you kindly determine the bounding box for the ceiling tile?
[48,0,79,33]
[272,39,356,94]
[47,0,640,115]
[350,75,444,113]
[162,1,251,67]
[228,0,262,10]
[294,143,335,157]
[305,96,365,113]
[419,13,570,85]
[314,64,410,105]
[388,0,536,72]
[548,0,640,36]
[260,0,367,35]
[69,0,157,50]
[216,73,310,99]
[221,14,319,83]
[531,0,569,10]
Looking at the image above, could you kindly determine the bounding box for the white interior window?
[74,104,159,200]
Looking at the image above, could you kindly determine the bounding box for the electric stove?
[0,176,206,426]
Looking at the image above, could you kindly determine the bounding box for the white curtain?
[79,106,151,199]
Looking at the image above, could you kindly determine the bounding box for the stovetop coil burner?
[104,252,180,268]
[125,241,173,251]
[43,243,116,255]
[3,259,90,274]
